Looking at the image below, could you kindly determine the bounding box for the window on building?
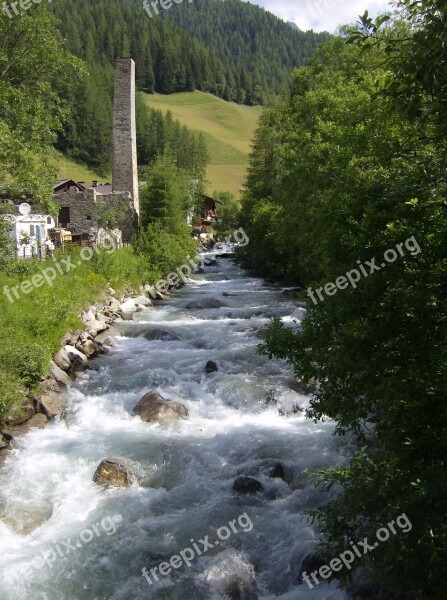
[47,217,52,225]
[59,207,70,227]
[30,225,35,236]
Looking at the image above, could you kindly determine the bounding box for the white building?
[8,206,55,259]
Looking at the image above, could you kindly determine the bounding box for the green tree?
[0,5,83,211]
[241,8,447,598]
[139,152,189,234]
[213,191,241,238]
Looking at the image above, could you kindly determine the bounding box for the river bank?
[0,270,184,467]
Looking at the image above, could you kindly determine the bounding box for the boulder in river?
[2,413,48,438]
[85,319,109,335]
[204,258,218,267]
[205,360,218,374]
[82,340,101,358]
[140,328,182,342]
[93,459,134,488]
[95,326,120,344]
[134,391,188,423]
[224,575,258,600]
[186,298,227,310]
[64,345,88,364]
[264,388,278,405]
[269,463,285,480]
[298,553,327,584]
[51,362,73,388]
[5,398,35,426]
[133,295,152,307]
[121,311,134,321]
[120,299,138,314]
[233,476,264,494]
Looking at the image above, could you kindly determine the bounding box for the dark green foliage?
[133,223,197,278]
[161,0,330,104]
[94,196,132,231]
[136,96,209,179]
[0,5,81,209]
[213,191,241,239]
[2,343,51,388]
[243,3,447,598]
[139,152,193,233]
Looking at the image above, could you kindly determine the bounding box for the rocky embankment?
[0,283,174,466]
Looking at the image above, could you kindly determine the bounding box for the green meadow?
[142,91,262,199]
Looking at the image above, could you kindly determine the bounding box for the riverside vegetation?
[239,2,447,598]
[0,6,199,426]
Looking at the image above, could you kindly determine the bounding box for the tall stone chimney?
[112,58,139,216]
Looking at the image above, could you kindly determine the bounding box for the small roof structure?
[53,180,113,195]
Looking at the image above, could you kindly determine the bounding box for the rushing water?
[0,258,352,600]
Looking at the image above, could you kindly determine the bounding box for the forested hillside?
[160,0,329,103]
[49,0,327,173]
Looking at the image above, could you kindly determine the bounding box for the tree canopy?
[240,2,447,597]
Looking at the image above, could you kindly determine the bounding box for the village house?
[52,179,132,245]
[192,194,220,241]
[6,204,56,259]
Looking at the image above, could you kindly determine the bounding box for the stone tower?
[112,58,139,216]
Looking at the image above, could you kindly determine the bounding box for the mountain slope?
[161,0,330,100]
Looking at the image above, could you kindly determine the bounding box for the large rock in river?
[233,476,264,494]
[185,298,227,310]
[205,360,218,374]
[140,328,182,342]
[51,362,73,388]
[93,459,134,488]
[134,391,188,423]
[53,348,71,371]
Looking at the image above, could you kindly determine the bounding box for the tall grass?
[0,245,161,422]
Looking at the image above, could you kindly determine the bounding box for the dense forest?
[49,0,327,173]
[160,0,330,102]
[240,2,447,598]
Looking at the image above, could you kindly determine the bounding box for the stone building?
[53,180,134,243]
[53,58,139,242]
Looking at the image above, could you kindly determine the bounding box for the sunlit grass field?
[142,91,262,198]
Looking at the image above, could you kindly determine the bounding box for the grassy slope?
[142,91,262,199]
[51,150,111,183]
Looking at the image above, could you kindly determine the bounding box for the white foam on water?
[0,259,351,600]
